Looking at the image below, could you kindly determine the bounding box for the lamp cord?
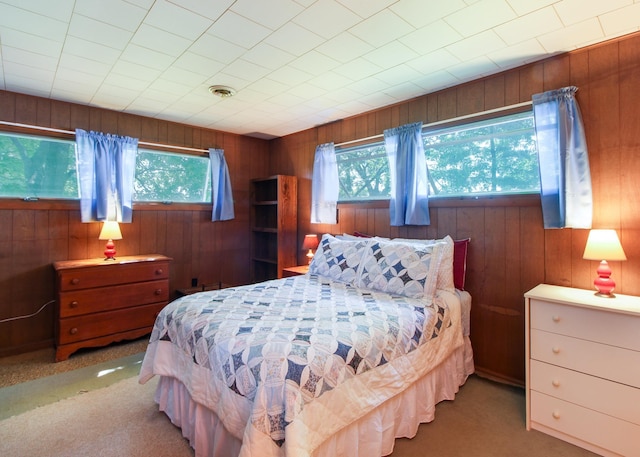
[0,300,55,323]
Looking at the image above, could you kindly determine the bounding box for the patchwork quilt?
[139,274,463,457]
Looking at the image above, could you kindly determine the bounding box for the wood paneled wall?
[268,32,640,386]
[0,90,270,356]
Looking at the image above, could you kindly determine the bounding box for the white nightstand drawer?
[531,328,640,388]
[531,391,640,457]
[530,360,640,425]
[530,299,640,352]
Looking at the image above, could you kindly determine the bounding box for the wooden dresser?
[53,254,172,362]
[524,284,640,456]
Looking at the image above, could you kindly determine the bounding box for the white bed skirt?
[154,336,474,457]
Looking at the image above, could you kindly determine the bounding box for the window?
[0,131,212,203]
[0,132,78,199]
[337,111,539,201]
[134,149,211,203]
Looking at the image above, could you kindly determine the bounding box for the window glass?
[0,132,78,199]
[336,111,539,202]
[0,132,212,203]
[134,149,211,203]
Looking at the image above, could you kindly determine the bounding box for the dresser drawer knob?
[154,289,163,295]
[552,346,560,354]
[552,315,560,322]
[552,380,560,387]
[71,278,80,285]
[70,327,78,335]
[552,410,561,420]
[70,301,79,308]
[155,269,163,275]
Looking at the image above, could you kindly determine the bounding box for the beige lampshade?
[99,221,123,241]
[582,229,626,261]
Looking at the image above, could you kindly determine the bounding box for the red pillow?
[453,238,471,290]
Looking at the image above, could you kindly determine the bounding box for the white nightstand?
[524,284,640,456]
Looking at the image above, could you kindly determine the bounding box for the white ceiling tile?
[289,51,341,74]
[407,49,460,74]
[58,53,110,78]
[62,36,121,65]
[111,60,162,83]
[0,3,68,41]
[131,24,192,57]
[413,70,460,92]
[265,22,325,56]
[0,0,74,22]
[446,30,507,61]
[2,46,58,71]
[505,0,558,15]
[160,66,208,86]
[446,55,500,80]
[0,28,63,58]
[68,14,133,49]
[102,73,152,92]
[494,7,563,45]
[599,3,640,36]
[189,34,245,65]
[287,82,328,100]
[51,86,93,104]
[293,0,361,39]
[553,0,632,27]
[348,9,415,48]
[3,60,54,85]
[74,0,146,32]
[333,58,383,81]
[144,0,213,40]
[120,44,175,71]
[487,38,547,68]
[363,40,419,68]
[445,0,517,37]
[374,64,422,85]
[382,81,425,101]
[266,65,314,86]
[173,52,225,77]
[537,18,604,52]
[315,32,374,63]
[346,75,390,96]
[207,11,273,49]
[230,0,304,30]
[400,20,463,54]
[223,58,272,82]
[242,43,296,71]
[167,0,233,21]
[336,0,397,18]
[390,0,467,28]
[308,71,354,91]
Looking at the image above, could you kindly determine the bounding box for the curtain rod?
[334,100,533,148]
[0,120,210,154]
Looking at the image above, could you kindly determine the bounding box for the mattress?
[139,273,473,457]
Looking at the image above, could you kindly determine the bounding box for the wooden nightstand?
[53,254,172,362]
[282,265,309,277]
[524,284,640,456]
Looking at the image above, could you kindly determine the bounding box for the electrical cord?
[0,300,55,323]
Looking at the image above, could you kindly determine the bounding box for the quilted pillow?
[356,239,445,300]
[309,234,369,284]
[390,236,455,292]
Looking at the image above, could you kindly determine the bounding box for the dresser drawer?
[530,391,640,457]
[530,359,640,425]
[530,299,640,352]
[531,328,640,388]
[57,261,170,291]
[58,302,166,344]
[58,279,169,318]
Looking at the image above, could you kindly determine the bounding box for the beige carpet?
[0,372,597,457]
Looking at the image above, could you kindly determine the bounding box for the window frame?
[335,107,539,203]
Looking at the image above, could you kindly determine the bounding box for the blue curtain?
[75,129,138,223]
[209,148,235,221]
[311,142,338,224]
[532,86,593,229]
[384,122,430,226]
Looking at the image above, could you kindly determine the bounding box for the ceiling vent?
[208,85,236,98]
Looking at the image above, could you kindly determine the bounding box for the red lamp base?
[593,260,616,297]
[104,239,117,261]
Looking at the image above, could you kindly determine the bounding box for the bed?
[139,234,474,457]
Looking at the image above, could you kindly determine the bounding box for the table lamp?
[99,221,123,260]
[582,229,626,297]
[302,234,319,264]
